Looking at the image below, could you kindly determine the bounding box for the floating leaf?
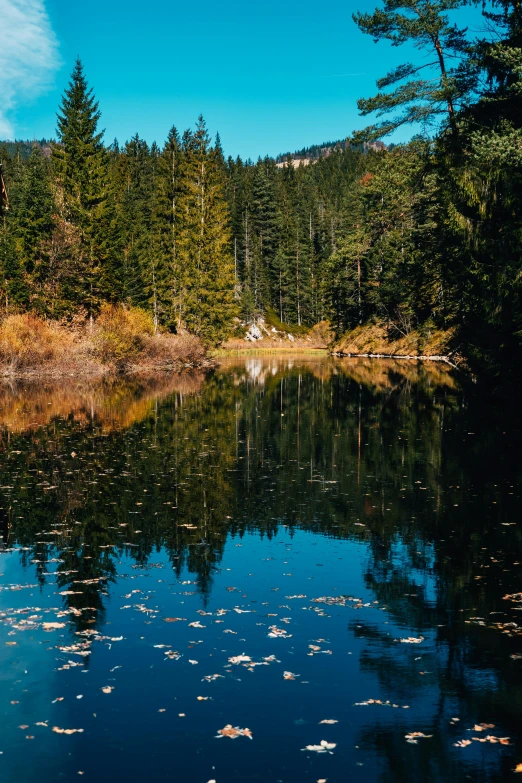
[52,727,84,735]
[216,724,253,740]
[302,740,336,754]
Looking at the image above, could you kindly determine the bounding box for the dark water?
[1,356,522,782]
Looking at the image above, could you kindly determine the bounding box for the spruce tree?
[152,125,184,328]
[0,224,29,313]
[16,146,55,308]
[251,160,277,312]
[53,59,108,322]
[176,117,237,344]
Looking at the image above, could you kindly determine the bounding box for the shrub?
[0,307,207,375]
[92,305,155,368]
[0,314,73,369]
[139,332,206,369]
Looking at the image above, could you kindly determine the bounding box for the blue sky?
[2,0,484,159]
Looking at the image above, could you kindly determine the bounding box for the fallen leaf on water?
[454,739,472,747]
[42,622,66,631]
[101,686,114,694]
[319,719,338,724]
[228,655,251,665]
[514,763,522,772]
[354,698,407,708]
[268,625,292,639]
[302,740,336,754]
[164,617,184,623]
[52,727,84,735]
[405,732,433,744]
[216,724,253,740]
[400,637,425,644]
[283,671,299,680]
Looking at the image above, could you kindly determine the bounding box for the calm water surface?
[1,356,521,782]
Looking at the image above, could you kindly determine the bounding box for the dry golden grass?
[0,308,208,378]
[0,313,76,369]
[135,331,206,370]
[220,321,332,353]
[333,323,457,359]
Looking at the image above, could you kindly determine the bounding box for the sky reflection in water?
[0,356,521,782]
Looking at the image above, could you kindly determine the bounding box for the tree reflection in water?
[0,357,521,782]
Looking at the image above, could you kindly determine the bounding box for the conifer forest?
[1,0,522,371]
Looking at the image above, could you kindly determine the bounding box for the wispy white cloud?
[0,0,61,138]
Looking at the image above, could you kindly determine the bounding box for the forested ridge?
[1,0,521,370]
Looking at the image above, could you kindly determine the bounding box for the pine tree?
[353,0,472,139]
[0,223,29,314]
[52,59,108,322]
[251,159,277,311]
[152,125,184,328]
[16,145,55,310]
[176,117,237,344]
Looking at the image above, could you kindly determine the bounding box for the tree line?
[1,0,521,364]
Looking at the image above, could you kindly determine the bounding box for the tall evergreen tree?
[152,125,184,329]
[176,117,237,344]
[353,0,472,139]
[52,59,109,322]
[16,145,55,309]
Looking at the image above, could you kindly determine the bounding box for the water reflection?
[0,357,521,782]
[0,372,205,434]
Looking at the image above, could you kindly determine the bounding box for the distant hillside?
[276,138,387,166]
[0,139,53,160]
[1,136,387,166]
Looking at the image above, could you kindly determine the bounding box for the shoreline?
[0,358,214,382]
[331,351,461,370]
[214,346,328,357]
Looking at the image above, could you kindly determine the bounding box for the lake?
[1,356,521,782]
